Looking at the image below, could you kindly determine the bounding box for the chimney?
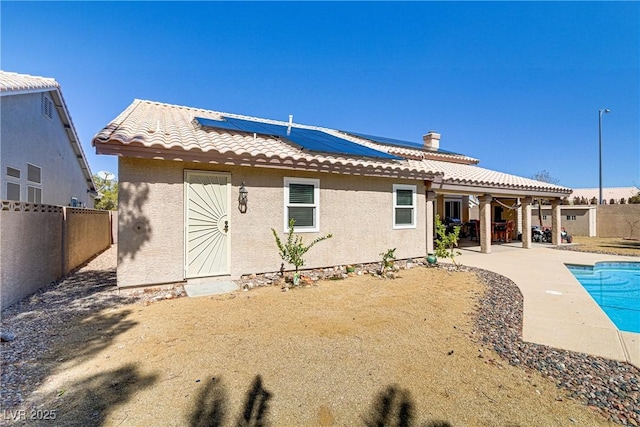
[423,131,441,151]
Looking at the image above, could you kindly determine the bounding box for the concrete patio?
[450,242,639,368]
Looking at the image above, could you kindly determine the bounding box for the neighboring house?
[93,99,571,289]
[570,187,639,205]
[0,71,96,207]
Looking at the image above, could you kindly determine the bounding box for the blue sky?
[2,1,638,189]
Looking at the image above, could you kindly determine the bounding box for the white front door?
[184,171,231,278]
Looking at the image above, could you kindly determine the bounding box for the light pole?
[598,108,611,205]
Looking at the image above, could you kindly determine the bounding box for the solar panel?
[344,130,463,156]
[195,116,401,160]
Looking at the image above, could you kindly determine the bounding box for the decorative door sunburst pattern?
[185,172,230,278]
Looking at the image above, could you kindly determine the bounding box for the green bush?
[271,219,332,274]
[434,215,462,267]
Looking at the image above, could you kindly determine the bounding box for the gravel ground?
[1,245,639,425]
[472,268,640,426]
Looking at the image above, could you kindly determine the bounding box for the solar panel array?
[343,130,463,156]
[195,116,402,160]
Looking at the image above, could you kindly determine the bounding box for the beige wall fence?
[597,204,640,239]
[1,200,114,309]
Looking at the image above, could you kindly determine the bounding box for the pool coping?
[453,243,639,369]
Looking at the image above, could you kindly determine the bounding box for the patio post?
[426,191,436,255]
[521,197,533,249]
[551,198,562,245]
[479,194,493,254]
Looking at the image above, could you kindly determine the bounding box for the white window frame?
[393,184,417,229]
[284,177,320,233]
[566,215,576,221]
[6,181,21,201]
[27,185,42,203]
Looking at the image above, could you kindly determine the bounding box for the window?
[445,200,461,220]
[284,177,319,232]
[27,164,41,184]
[566,215,576,221]
[6,167,20,179]
[393,184,416,229]
[6,182,20,201]
[542,215,548,221]
[27,186,42,203]
[42,94,54,119]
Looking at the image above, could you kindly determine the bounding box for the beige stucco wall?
[537,206,589,235]
[63,208,111,273]
[1,203,113,309]
[117,157,427,288]
[597,204,640,238]
[1,206,63,309]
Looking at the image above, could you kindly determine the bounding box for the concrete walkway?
[451,242,639,368]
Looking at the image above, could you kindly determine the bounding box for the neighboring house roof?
[571,187,639,202]
[0,70,96,192]
[93,99,571,197]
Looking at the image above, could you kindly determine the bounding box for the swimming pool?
[566,262,640,334]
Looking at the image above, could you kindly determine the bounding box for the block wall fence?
[1,201,114,309]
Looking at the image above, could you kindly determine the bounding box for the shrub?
[435,214,462,267]
[271,219,332,274]
[379,248,397,275]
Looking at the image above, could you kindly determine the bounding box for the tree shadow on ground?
[0,264,139,411]
[363,385,452,427]
[189,375,272,427]
[37,363,158,426]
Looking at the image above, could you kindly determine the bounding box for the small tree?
[93,174,118,210]
[434,215,462,267]
[271,219,332,274]
[379,248,396,275]
[531,170,560,227]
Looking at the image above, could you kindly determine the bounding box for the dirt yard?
[1,246,618,426]
[563,236,640,257]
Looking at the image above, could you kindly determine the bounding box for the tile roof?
[93,99,572,196]
[570,187,639,203]
[0,70,59,94]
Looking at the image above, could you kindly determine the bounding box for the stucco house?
[0,71,96,207]
[93,99,571,289]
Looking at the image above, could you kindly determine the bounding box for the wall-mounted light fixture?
[238,182,248,213]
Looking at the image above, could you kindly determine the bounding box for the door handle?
[224,220,229,233]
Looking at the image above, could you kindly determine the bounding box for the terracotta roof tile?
[0,70,59,93]
[93,99,571,195]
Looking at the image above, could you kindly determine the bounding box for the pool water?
[566,262,640,334]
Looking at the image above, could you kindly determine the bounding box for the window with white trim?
[6,182,20,201]
[284,177,319,232]
[27,164,41,184]
[566,215,576,221]
[26,163,42,203]
[6,166,21,201]
[393,184,416,229]
[27,186,42,203]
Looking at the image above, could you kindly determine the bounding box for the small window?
[284,177,319,232]
[6,182,20,201]
[42,94,54,119]
[566,215,576,221]
[445,200,461,220]
[27,164,41,184]
[393,184,416,229]
[6,167,20,178]
[27,186,42,203]
[542,215,548,221]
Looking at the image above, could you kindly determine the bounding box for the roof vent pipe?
[287,114,293,136]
